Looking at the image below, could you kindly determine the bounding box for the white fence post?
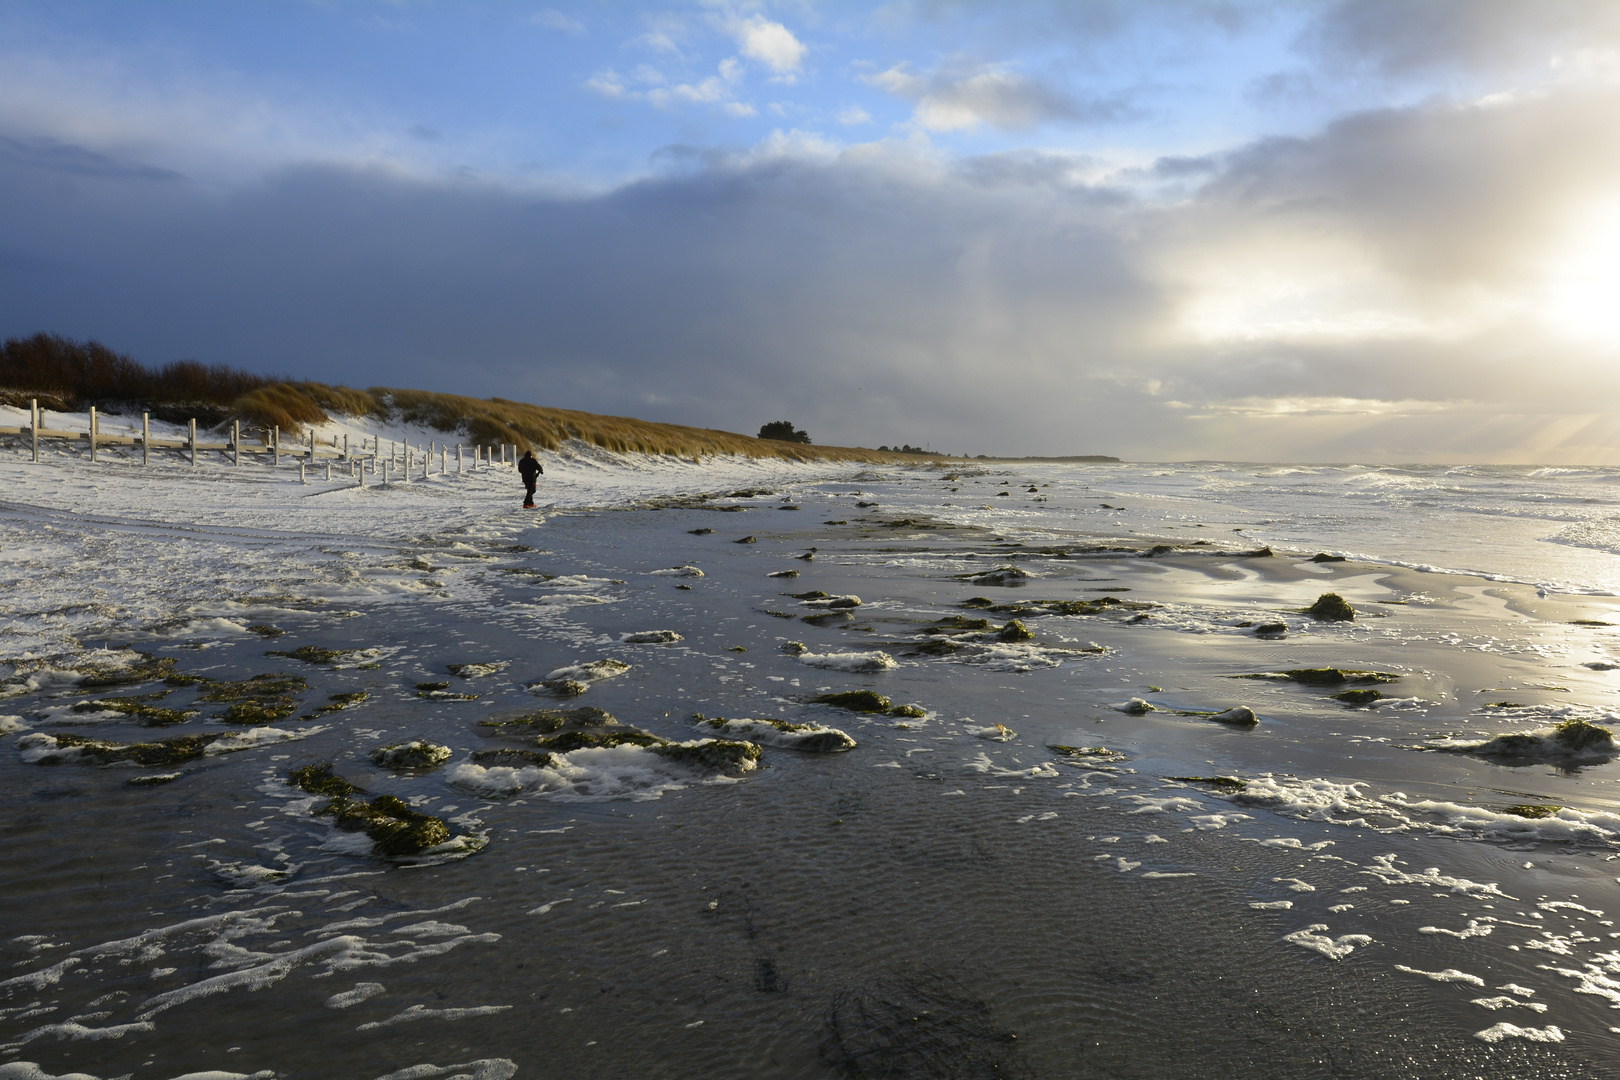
[89,406,98,463]
[299,461,306,484]
[142,413,150,466]
[457,444,462,472]
[189,419,197,466]
[30,398,38,463]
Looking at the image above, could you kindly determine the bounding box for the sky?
[4,1,1620,462]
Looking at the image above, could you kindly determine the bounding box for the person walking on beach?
[518,449,543,508]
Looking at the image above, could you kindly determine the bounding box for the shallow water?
[4,456,1620,1078]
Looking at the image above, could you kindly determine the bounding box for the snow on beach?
[0,403,878,658]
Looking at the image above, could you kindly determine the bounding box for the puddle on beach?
[4,461,1620,1078]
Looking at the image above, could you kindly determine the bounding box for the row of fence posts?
[18,399,522,487]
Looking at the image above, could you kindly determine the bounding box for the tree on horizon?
[758,420,811,444]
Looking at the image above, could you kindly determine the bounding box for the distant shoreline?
[970,454,1122,463]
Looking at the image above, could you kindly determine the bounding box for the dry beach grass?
[1,332,935,463]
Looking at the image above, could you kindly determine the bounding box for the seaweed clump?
[1240,668,1398,687]
[695,713,859,753]
[371,741,453,769]
[1334,689,1384,706]
[480,706,619,734]
[1500,804,1562,819]
[416,681,479,700]
[1551,718,1614,752]
[72,694,197,727]
[289,764,451,858]
[29,731,223,767]
[534,659,632,696]
[1304,593,1356,621]
[997,620,1035,643]
[965,565,1030,586]
[650,740,762,771]
[809,691,924,719]
[933,616,992,632]
[812,691,893,713]
[1427,718,1618,761]
[1049,745,1129,765]
[302,691,369,720]
[199,673,308,724]
[289,762,361,798]
[266,645,354,665]
[448,662,508,677]
[76,653,179,688]
[532,729,664,753]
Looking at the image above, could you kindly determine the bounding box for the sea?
[4,449,1620,1079]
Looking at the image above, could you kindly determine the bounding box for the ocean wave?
[1544,517,1620,557]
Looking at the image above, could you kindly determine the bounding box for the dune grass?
[1,332,925,463]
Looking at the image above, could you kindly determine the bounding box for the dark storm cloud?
[0,134,183,183]
[0,137,1162,451]
[1300,0,1620,78]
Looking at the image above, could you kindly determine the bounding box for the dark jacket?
[518,454,543,481]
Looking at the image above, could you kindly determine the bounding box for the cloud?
[726,15,807,78]
[1299,0,1620,79]
[863,60,1136,132]
[526,9,586,35]
[837,105,873,126]
[0,134,181,183]
[587,58,754,115]
[5,71,1620,461]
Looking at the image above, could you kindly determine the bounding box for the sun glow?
[1543,197,1620,342]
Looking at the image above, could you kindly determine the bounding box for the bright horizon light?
[1543,195,1620,343]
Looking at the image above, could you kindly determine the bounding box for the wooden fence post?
[308,428,316,462]
[142,413,150,466]
[30,399,38,463]
[233,420,241,466]
[89,406,98,463]
[189,419,197,466]
[273,425,280,466]
[343,433,349,460]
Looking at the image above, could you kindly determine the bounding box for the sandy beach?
[2,425,1620,1078]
